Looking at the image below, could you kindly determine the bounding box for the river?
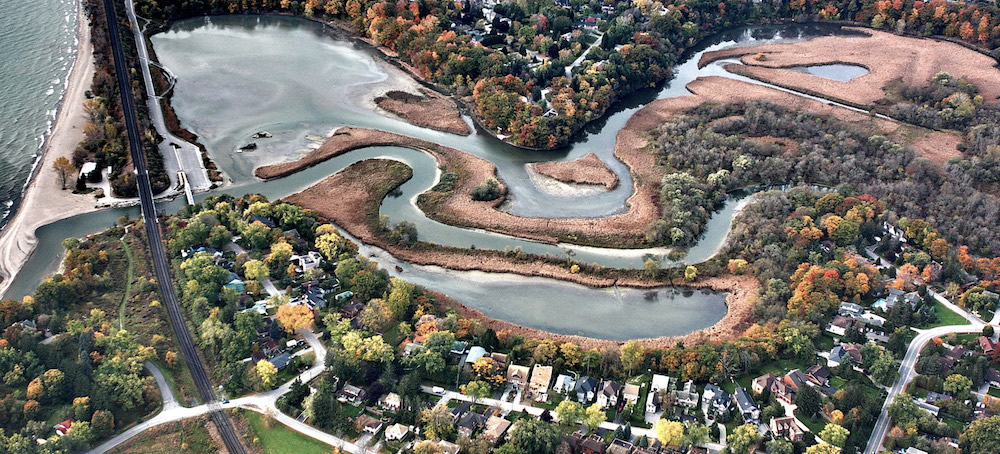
[1,17,862,339]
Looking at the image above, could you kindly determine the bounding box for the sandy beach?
[0,2,99,297]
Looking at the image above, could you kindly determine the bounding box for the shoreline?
[0,0,101,298]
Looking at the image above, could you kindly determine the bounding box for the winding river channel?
[3,18,867,339]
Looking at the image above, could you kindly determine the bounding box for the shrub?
[471,179,503,201]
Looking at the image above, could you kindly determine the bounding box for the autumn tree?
[655,420,684,448]
[53,157,76,190]
[243,259,269,281]
[277,304,314,332]
[420,404,455,439]
[583,404,605,432]
[555,400,584,426]
[961,415,1000,454]
[460,380,492,404]
[621,340,644,375]
[728,424,762,454]
[256,359,278,389]
[805,444,840,454]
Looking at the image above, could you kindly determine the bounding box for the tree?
[507,418,563,454]
[358,298,393,332]
[819,424,850,447]
[555,400,584,426]
[91,410,114,437]
[944,373,973,399]
[655,420,684,448]
[684,265,698,282]
[53,156,76,190]
[243,259,269,281]
[276,304,313,332]
[583,404,605,432]
[795,383,822,418]
[765,439,794,454]
[961,415,1000,454]
[461,380,492,404]
[420,404,455,439]
[805,444,840,454]
[620,340,644,374]
[256,360,278,389]
[684,422,710,448]
[728,424,762,454]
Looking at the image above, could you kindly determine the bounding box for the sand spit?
[374,89,471,136]
[700,28,1000,106]
[530,153,619,189]
[0,4,100,297]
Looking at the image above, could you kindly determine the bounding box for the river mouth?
[788,63,869,82]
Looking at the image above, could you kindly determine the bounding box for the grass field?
[243,410,334,454]
[921,299,970,328]
[109,416,219,453]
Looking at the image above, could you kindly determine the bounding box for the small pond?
[789,64,869,82]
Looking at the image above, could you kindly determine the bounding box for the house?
[916,400,940,417]
[752,374,774,395]
[783,369,809,391]
[241,300,271,316]
[507,364,531,388]
[647,374,671,413]
[987,368,1000,388]
[269,352,291,371]
[674,380,699,408]
[340,384,367,403]
[360,416,384,434]
[437,440,461,454]
[457,412,488,437]
[702,384,732,417]
[904,448,929,454]
[827,315,863,336]
[925,392,953,404]
[290,251,323,273]
[381,392,402,411]
[866,331,891,343]
[981,336,997,359]
[838,302,863,317]
[806,365,832,387]
[770,379,796,405]
[450,401,473,421]
[18,319,37,331]
[623,383,641,405]
[79,162,98,180]
[282,229,309,251]
[451,341,469,355]
[339,301,365,319]
[576,376,599,403]
[860,311,886,327]
[490,352,508,366]
[260,337,281,357]
[946,345,968,361]
[597,380,621,409]
[580,434,608,454]
[302,284,329,309]
[734,388,760,424]
[770,416,804,442]
[335,291,354,303]
[607,439,633,454]
[554,374,576,394]
[54,419,73,437]
[247,215,275,228]
[465,346,488,365]
[482,415,511,443]
[529,365,553,402]
[223,273,245,292]
[385,423,409,441]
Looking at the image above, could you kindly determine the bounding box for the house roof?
[784,370,808,390]
[734,388,757,412]
[623,383,641,397]
[753,374,774,389]
[600,380,621,396]
[650,374,670,392]
[465,346,488,363]
[269,352,291,370]
[385,423,409,439]
[576,376,598,393]
[530,365,553,389]
[483,415,511,440]
[987,368,1000,383]
[806,365,831,381]
[507,364,530,382]
[457,412,487,430]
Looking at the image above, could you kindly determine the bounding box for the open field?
[108,416,222,453]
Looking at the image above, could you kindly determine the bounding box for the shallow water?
[1,19,866,339]
[789,63,869,82]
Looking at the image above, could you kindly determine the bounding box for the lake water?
[1,17,865,339]
[0,0,80,230]
[790,63,869,82]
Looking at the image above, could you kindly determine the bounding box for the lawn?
[988,386,1000,398]
[921,299,970,328]
[794,410,827,434]
[243,410,334,454]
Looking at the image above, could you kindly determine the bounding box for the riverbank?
[700,27,1000,106]
[529,153,618,189]
[0,3,100,297]
[286,158,756,345]
[373,89,471,136]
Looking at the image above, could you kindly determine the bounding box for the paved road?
[99,0,245,451]
[862,248,1000,454]
[123,0,212,192]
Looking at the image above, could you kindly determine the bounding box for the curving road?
[862,248,999,454]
